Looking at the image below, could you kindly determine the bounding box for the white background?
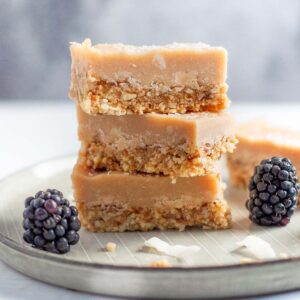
[1,0,300,103]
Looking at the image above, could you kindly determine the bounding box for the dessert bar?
[72,164,231,232]
[70,39,229,115]
[77,107,237,177]
[227,120,300,188]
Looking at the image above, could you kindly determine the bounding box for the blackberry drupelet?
[22,189,80,253]
[246,157,299,226]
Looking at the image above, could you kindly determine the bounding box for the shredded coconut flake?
[279,253,288,259]
[237,235,276,260]
[143,237,200,258]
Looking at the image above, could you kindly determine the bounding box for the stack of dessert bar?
[70,39,237,232]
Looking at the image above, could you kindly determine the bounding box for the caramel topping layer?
[70,39,227,87]
[72,164,222,207]
[237,120,300,149]
[77,106,236,151]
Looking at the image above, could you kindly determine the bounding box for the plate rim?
[0,154,299,272]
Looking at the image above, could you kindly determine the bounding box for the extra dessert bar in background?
[77,107,237,177]
[70,39,229,115]
[227,120,300,188]
[72,164,231,232]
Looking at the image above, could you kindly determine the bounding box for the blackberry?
[22,189,81,253]
[246,157,299,226]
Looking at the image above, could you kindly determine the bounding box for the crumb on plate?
[240,258,256,264]
[149,259,171,268]
[105,242,117,252]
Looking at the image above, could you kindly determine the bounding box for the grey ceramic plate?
[1,156,300,299]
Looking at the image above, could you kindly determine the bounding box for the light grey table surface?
[1,101,300,300]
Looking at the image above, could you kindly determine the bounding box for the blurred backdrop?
[0,0,299,102]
